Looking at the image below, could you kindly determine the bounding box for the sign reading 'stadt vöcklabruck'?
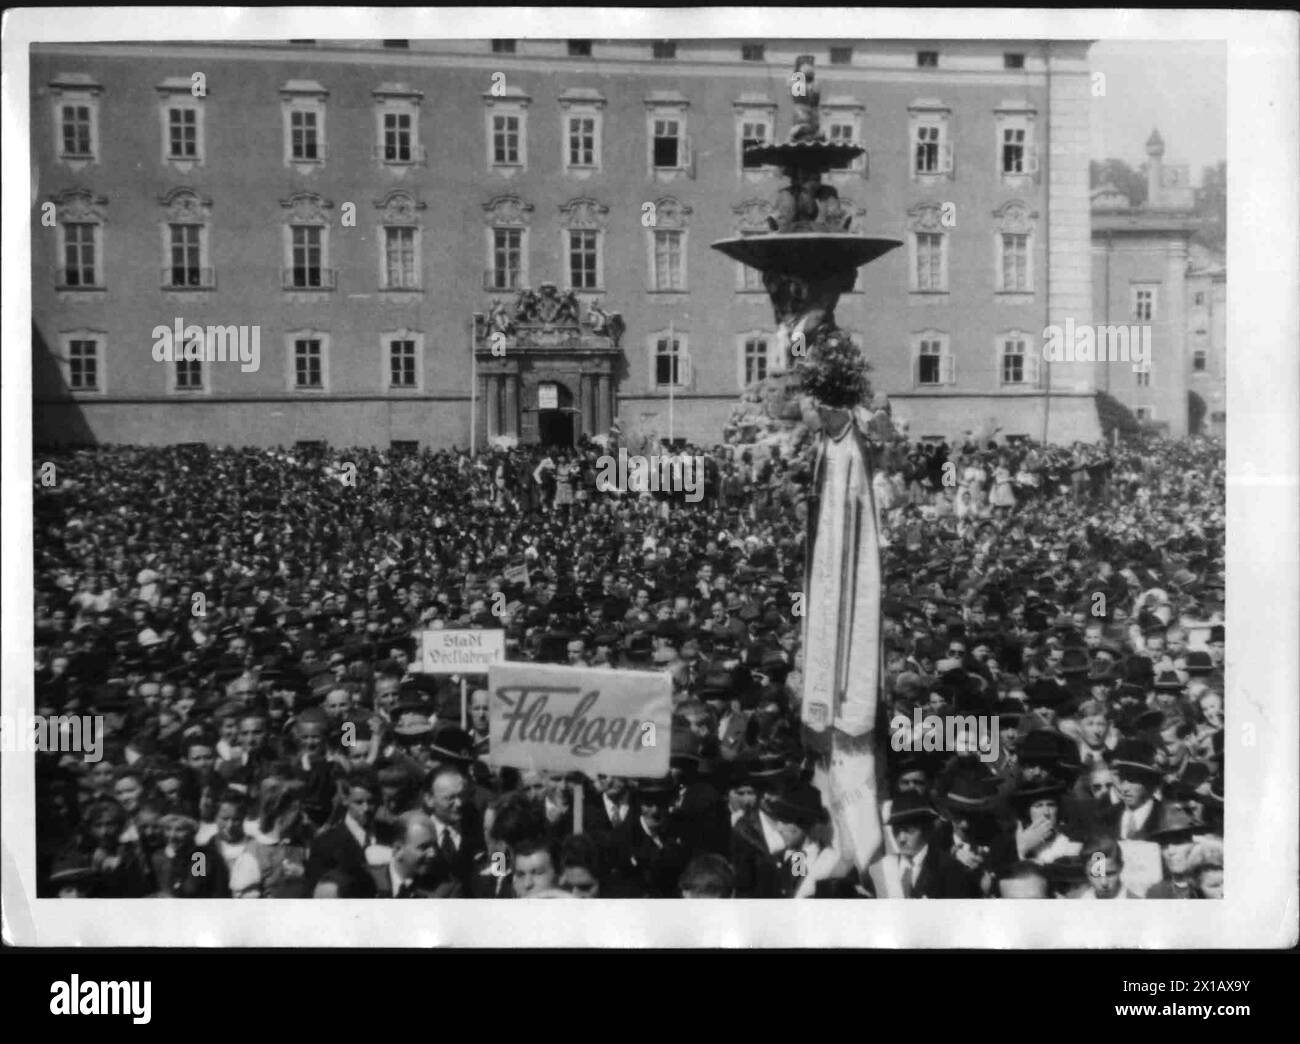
[487,662,671,777]
[421,629,506,674]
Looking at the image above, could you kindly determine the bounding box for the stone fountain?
[711,55,903,878]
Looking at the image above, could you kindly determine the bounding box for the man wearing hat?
[1102,739,1165,841]
[1143,803,1203,899]
[731,780,839,898]
[866,793,978,898]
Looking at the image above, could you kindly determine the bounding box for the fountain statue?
[711,55,903,879]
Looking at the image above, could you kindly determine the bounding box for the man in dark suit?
[1100,739,1165,841]
[305,769,381,897]
[626,778,689,898]
[419,764,482,894]
[370,810,460,897]
[867,793,980,898]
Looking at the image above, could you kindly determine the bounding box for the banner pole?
[460,677,468,731]
[573,781,584,835]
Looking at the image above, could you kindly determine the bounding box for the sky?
[1088,40,1227,184]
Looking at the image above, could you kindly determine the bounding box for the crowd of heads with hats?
[31,427,1223,898]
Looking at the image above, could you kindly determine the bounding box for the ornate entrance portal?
[474,283,625,447]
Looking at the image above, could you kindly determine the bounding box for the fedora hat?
[1146,801,1201,842]
[885,791,942,827]
[1107,738,1162,778]
[761,781,827,829]
[937,772,999,816]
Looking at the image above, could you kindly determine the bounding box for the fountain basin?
[745,140,865,171]
[711,233,903,280]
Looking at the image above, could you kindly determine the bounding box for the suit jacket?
[671,780,731,858]
[368,861,463,898]
[469,852,515,899]
[1101,799,1164,842]
[730,809,783,898]
[305,821,377,897]
[866,848,981,899]
[423,815,483,895]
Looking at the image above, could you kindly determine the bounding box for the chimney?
[1145,128,1165,206]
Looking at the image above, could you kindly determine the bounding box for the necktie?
[440,826,457,861]
[900,858,914,898]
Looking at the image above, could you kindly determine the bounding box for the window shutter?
[941,350,955,386]
[859,148,869,180]
[941,140,953,175]
[1026,141,1039,177]
[679,354,693,386]
[1025,343,1041,386]
[682,133,694,177]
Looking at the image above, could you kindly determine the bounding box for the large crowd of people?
[31,423,1225,899]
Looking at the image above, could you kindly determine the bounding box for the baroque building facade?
[32,37,1101,449]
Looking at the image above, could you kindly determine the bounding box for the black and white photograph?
[2,7,1295,950]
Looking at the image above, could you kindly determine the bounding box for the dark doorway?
[535,380,576,447]
[538,409,574,447]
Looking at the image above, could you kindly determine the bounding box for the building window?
[1004,53,1025,69]
[568,115,596,166]
[652,230,684,291]
[739,262,765,291]
[1135,406,1152,421]
[1001,234,1029,291]
[652,117,683,169]
[830,46,853,65]
[569,229,599,289]
[51,76,102,167]
[290,109,320,160]
[740,119,769,169]
[917,50,939,67]
[1133,286,1157,321]
[67,337,100,390]
[999,332,1039,386]
[384,227,418,289]
[742,335,769,385]
[390,339,417,388]
[994,107,1038,181]
[391,440,419,453]
[741,43,765,62]
[493,113,521,164]
[909,102,953,179]
[1193,349,1208,372]
[916,233,945,291]
[175,359,204,390]
[559,196,608,291]
[568,40,592,57]
[61,104,93,156]
[382,40,409,49]
[62,222,100,287]
[294,339,324,389]
[1136,368,1151,387]
[281,81,329,168]
[167,105,199,158]
[1194,291,1205,306]
[653,332,688,387]
[915,332,953,387]
[374,87,424,165]
[1002,126,1026,173]
[156,78,206,168]
[167,224,204,287]
[915,123,941,173]
[384,112,413,161]
[491,227,523,289]
[492,39,516,54]
[653,40,677,60]
[290,226,324,287]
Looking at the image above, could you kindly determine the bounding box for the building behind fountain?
[33,37,1101,448]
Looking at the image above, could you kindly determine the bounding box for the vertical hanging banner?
[801,416,884,873]
[487,662,671,778]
